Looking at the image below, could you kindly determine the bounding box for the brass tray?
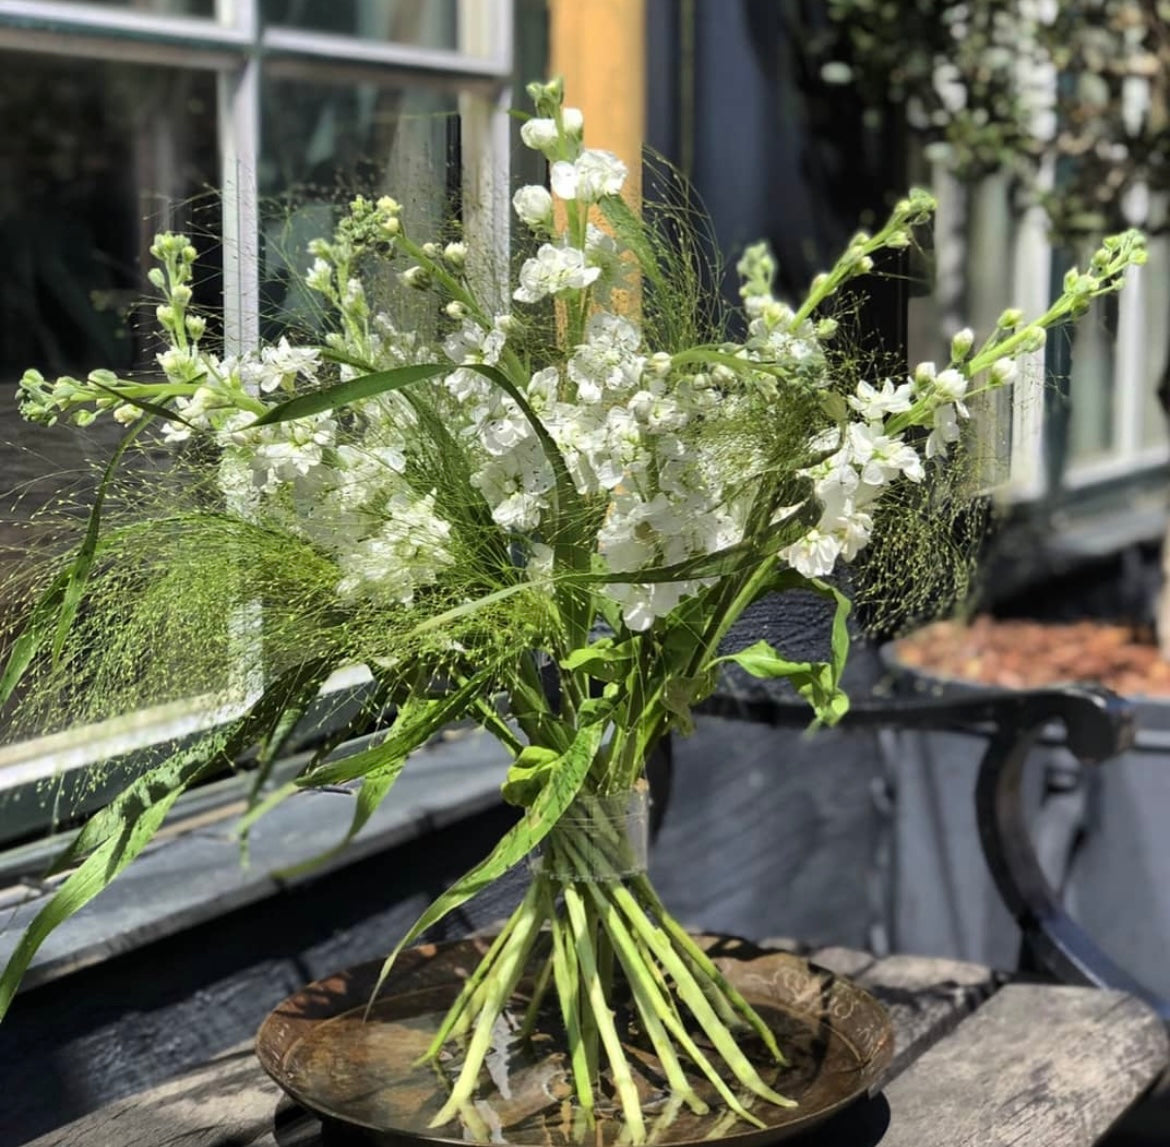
[256,935,894,1146]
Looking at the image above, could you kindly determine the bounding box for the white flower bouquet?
[0,78,1145,1139]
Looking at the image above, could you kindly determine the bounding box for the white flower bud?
[421,242,440,258]
[989,358,1018,387]
[376,195,401,216]
[950,327,975,360]
[561,107,584,136]
[443,241,467,268]
[186,314,206,339]
[649,352,672,377]
[148,268,166,290]
[997,307,1023,329]
[171,283,192,306]
[182,245,198,264]
[520,117,559,153]
[445,300,468,319]
[513,185,554,229]
[1021,327,1047,352]
[156,304,176,326]
[400,265,430,290]
[113,402,142,425]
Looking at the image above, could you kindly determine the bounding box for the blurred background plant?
[784,0,1170,650]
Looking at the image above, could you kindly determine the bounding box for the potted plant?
[0,76,1144,1141]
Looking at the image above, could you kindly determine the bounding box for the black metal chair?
[695,678,1170,1021]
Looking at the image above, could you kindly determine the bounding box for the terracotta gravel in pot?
[893,616,1170,699]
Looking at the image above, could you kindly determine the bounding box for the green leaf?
[297,671,494,787]
[0,566,71,710]
[661,672,716,736]
[53,418,151,663]
[559,637,637,682]
[0,784,184,1020]
[86,376,197,429]
[248,658,336,804]
[0,658,332,1019]
[248,363,450,426]
[367,717,608,1008]
[500,744,561,807]
[1,420,152,710]
[712,571,853,730]
[274,753,406,880]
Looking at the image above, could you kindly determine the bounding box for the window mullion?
[217,19,260,354]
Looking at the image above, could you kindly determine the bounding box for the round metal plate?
[256,935,894,1146]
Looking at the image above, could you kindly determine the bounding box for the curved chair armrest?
[698,681,1168,1017]
[970,685,1170,1019]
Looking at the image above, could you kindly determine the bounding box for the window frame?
[0,0,516,831]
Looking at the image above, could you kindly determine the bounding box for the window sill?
[0,728,510,994]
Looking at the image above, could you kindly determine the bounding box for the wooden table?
[27,943,1170,1147]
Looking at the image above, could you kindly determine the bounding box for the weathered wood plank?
[878,983,1169,1147]
[856,953,1000,1082]
[25,1044,277,1147]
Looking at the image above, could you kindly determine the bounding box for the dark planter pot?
[883,634,1170,1004]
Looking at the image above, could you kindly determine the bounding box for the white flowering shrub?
[0,77,1147,1139]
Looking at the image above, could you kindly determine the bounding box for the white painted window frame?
[0,0,515,795]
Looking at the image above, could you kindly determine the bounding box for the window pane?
[0,53,219,580]
[55,0,215,15]
[259,78,458,338]
[261,0,458,49]
[1140,237,1170,450]
[1067,295,1117,464]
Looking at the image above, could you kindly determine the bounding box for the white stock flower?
[334,492,454,605]
[258,338,320,393]
[926,405,962,458]
[779,528,842,578]
[520,117,559,153]
[513,184,554,230]
[443,318,506,367]
[480,404,533,457]
[990,358,1019,387]
[849,377,914,421]
[568,313,644,401]
[526,367,560,411]
[514,244,601,303]
[561,107,584,137]
[305,258,332,293]
[932,368,970,412]
[551,149,628,202]
[847,423,925,485]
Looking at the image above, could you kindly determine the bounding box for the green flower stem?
[608,881,796,1109]
[585,883,710,1116]
[562,882,647,1144]
[429,893,543,1127]
[516,944,555,1044]
[418,884,532,1062]
[545,882,597,1119]
[422,801,792,1141]
[555,829,791,1121]
[633,874,786,1065]
[397,234,492,328]
[555,834,764,1131]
